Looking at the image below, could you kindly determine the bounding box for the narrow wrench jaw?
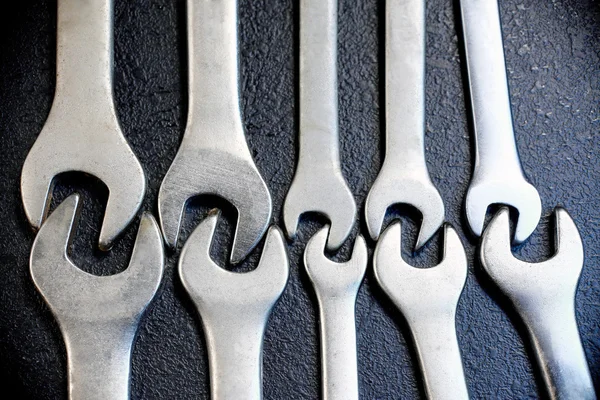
[465,176,541,244]
[365,167,445,249]
[158,149,272,264]
[283,169,356,251]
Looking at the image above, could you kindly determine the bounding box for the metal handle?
[299,0,340,166]
[411,318,469,400]
[385,0,427,169]
[459,0,524,175]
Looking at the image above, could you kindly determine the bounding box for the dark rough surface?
[0,0,598,398]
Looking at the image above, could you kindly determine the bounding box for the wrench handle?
[185,0,246,148]
[525,305,595,400]
[318,296,360,400]
[299,0,340,166]
[384,0,426,169]
[459,0,524,175]
[64,324,135,400]
[410,319,469,400]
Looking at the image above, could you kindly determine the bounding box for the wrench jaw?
[283,168,357,251]
[365,166,445,249]
[464,175,541,244]
[158,149,272,264]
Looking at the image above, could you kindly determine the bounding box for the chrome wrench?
[304,227,367,400]
[30,194,164,400]
[365,0,444,249]
[374,222,469,400]
[460,0,541,243]
[179,210,288,400]
[21,0,146,250]
[283,0,356,251]
[159,0,272,263]
[481,208,595,399]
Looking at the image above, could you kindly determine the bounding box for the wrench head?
[158,149,272,264]
[373,221,467,319]
[30,194,165,326]
[304,226,367,296]
[365,167,445,249]
[465,176,541,243]
[283,168,356,251]
[480,207,583,310]
[178,209,289,312]
[21,123,146,250]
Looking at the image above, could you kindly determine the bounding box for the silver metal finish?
[159,0,272,263]
[283,0,356,251]
[460,0,541,243]
[304,227,367,400]
[374,222,469,400]
[21,0,146,251]
[365,0,444,249]
[480,208,595,400]
[30,194,164,400]
[179,210,288,400]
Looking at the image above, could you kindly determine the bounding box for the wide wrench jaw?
[21,136,146,251]
[465,177,541,244]
[30,193,165,323]
[283,170,357,251]
[365,171,445,249]
[158,149,272,264]
[373,221,467,317]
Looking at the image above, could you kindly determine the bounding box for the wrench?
[460,0,541,243]
[480,207,595,400]
[283,0,356,251]
[304,226,367,400]
[159,0,272,264]
[365,0,444,249]
[374,221,469,400]
[21,0,146,250]
[179,210,288,400]
[30,194,164,400]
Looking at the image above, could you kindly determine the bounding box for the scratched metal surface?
[0,0,598,398]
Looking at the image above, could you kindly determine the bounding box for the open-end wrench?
[21,0,146,251]
[480,208,595,399]
[159,0,271,264]
[374,221,469,400]
[283,0,356,251]
[364,0,444,249]
[460,0,541,243]
[304,226,367,400]
[179,210,288,400]
[30,194,164,400]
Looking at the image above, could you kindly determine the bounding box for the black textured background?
[1,0,599,399]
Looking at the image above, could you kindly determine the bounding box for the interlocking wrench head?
[179,210,288,400]
[283,0,357,251]
[364,0,445,249]
[304,226,367,400]
[460,0,541,243]
[30,194,164,400]
[158,0,271,264]
[21,0,146,251]
[480,208,595,399]
[373,221,469,399]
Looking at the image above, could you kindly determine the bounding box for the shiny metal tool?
[159,0,271,263]
[460,0,541,243]
[179,210,288,400]
[30,194,164,400]
[21,0,146,250]
[481,208,595,400]
[283,0,356,251]
[304,227,367,400]
[365,0,444,249]
[374,222,469,400]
